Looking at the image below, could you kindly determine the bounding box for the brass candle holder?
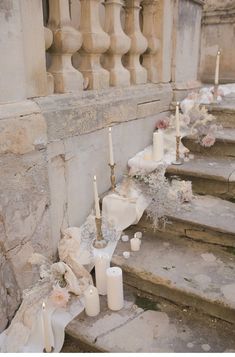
[93,217,107,249]
[172,136,183,165]
[213,84,219,103]
[109,163,116,192]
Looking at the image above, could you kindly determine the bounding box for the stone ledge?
[33,84,173,142]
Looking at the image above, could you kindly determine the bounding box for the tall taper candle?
[215,50,221,85]
[42,302,52,353]
[93,176,101,219]
[175,102,180,137]
[108,127,114,165]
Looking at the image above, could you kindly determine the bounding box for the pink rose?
[155,117,170,130]
[201,134,216,147]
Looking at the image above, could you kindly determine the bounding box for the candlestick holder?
[172,136,183,165]
[213,84,219,103]
[109,163,116,192]
[43,347,54,353]
[93,217,107,249]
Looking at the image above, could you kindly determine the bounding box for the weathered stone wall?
[0,101,53,331]
[0,84,172,331]
[200,0,235,83]
[34,84,172,248]
[171,0,204,100]
[0,0,47,104]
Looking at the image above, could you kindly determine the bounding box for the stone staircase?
[64,101,235,352]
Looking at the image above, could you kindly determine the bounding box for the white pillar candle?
[42,302,52,353]
[175,102,180,136]
[215,50,221,85]
[130,237,141,251]
[106,267,124,311]
[84,285,100,317]
[93,175,101,219]
[153,130,164,161]
[108,127,114,165]
[95,253,110,295]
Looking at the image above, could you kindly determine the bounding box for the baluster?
[123,0,148,84]
[142,0,160,83]
[79,0,110,90]
[103,0,131,87]
[47,0,83,93]
[44,27,54,94]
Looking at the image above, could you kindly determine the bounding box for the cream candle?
[84,285,100,317]
[215,50,221,85]
[106,267,124,311]
[175,102,180,136]
[153,130,164,161]
[42,302,52,353]
[93,175,101,219]
[108,127,114,165]
[121,234,129,242]
[130,237,141,251]
[95,253,110,295]
[123,251,130,259]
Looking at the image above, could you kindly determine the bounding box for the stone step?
[64,286,235,353]
[182,128,235,157]
[139,195,235,248]
[207,100,235,129]
[111,229,235,324]
[166,155,235,199]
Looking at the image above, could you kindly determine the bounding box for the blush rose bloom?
[201,134,216,148]
[50,285,70,308]
[155,117,170,130]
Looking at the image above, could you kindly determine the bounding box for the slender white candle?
[130,237,141,251]
[175,102,180,137]
[106,267,124,311]
[95,253,110,295]
[215,50,221,85]
[108,127,114,165]
[42,302,52,353]
[84,285,100,317]
[93,175,101,219]
[153,129,164,161]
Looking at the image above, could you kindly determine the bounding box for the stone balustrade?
[47,0,84,93]
[43,0,161,93]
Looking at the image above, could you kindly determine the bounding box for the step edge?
[112,257,235,324]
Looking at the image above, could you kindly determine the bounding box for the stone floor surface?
[64,287,235,353]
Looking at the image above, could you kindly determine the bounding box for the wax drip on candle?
[108,127,114,166]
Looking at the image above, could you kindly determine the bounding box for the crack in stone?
[93,310,145,344]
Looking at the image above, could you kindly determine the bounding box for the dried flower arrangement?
[156,97,223,147]
[168,103,222,148]
[132,164,193,229]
